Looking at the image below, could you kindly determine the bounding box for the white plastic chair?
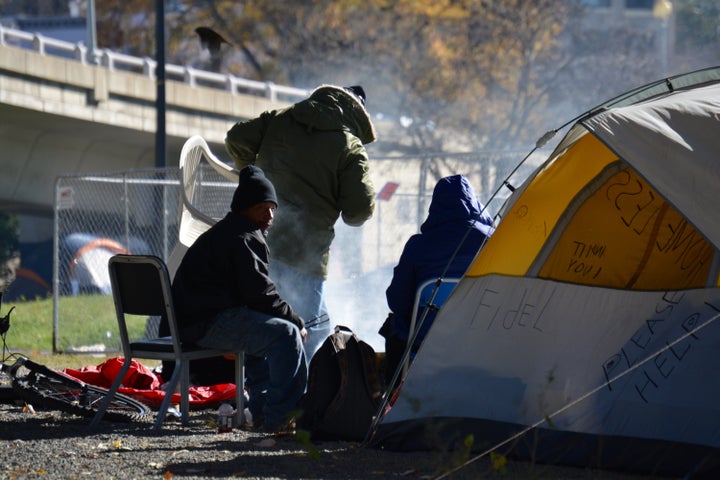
[166,135,239,280]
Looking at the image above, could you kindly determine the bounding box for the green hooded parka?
[225,84,377,279]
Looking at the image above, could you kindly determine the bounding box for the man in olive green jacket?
[225,84,376,360]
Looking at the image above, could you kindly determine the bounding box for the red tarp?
[64,357,236,409]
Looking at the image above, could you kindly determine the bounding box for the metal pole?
[660,18,669,77]
[52,180,60,353]
[153,0,167,260]
[155,0,166,168]
[653,0,673,78]
[85,0,97,63]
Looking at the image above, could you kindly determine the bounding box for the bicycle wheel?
[10,357,151,422]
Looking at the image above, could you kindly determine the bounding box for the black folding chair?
[89,254,244,430]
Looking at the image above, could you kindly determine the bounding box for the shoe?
[166,405,182,421]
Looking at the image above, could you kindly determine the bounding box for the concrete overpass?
[0,25,307,218]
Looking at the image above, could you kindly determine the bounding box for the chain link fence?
[52,150,540,353]
[53,168,181,352]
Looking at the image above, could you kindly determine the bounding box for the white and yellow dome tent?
[369,67,720,477]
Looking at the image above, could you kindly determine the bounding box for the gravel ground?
[0,397,670,480]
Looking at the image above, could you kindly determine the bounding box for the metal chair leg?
[234,352,245,426]
[88,358,132,430]
[154,364,180,431]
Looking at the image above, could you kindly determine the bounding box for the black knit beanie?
[344,85,366,106]
[231,165,278,213]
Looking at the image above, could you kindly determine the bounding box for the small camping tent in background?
[61,233,149,296]
[369,67,720,478]
[4,267,52,300]
[3,239,53,301]
[3,234,150,300]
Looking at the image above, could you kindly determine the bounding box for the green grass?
[1,295,150,370]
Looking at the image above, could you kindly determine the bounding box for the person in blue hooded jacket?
[379,175,494,386]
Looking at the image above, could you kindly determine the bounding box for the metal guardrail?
[0,24,309,103]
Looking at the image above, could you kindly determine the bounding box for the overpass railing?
[0,25,308,103]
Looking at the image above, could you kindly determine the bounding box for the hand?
[300,327,308,343]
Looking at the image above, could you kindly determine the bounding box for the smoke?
[325,219,393,352]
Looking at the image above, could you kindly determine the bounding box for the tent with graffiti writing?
[368,67,720,478]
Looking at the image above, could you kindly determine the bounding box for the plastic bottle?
[217,403,234,433]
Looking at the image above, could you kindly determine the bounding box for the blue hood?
[421,175,493,233]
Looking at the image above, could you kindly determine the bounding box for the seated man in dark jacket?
[171,165,307,432]
[379,175,494,387]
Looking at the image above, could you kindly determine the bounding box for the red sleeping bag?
[64,357,236,409]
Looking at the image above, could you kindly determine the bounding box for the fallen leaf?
[112,439,122,449]
[164,471,173,479]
